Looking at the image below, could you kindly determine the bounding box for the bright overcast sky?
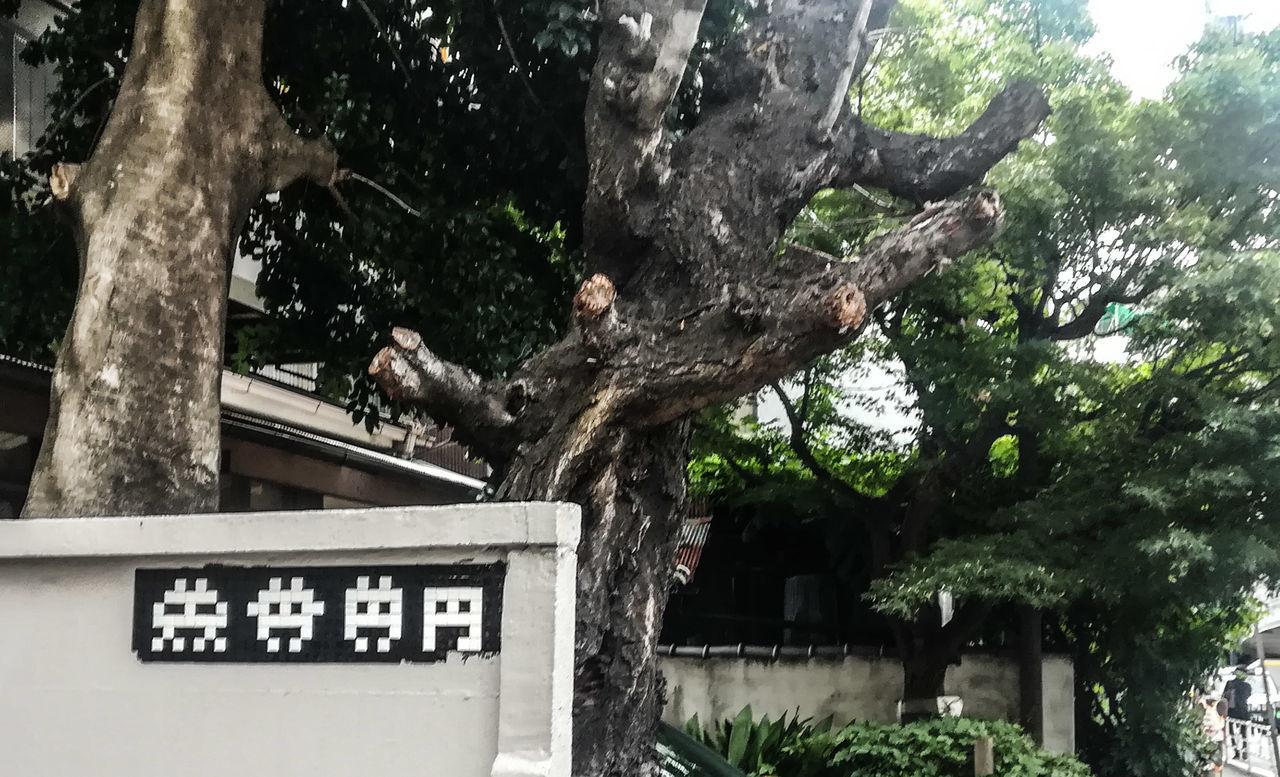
[1088,0,1280,99]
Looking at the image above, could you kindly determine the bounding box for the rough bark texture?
[371,1,1049,773]
[23,0,336,517]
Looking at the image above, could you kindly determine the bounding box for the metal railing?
[658,642,886,660]
[1225,718,1279,776]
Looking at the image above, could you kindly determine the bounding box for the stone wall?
[661,652,1075,754]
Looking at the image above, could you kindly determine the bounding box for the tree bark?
[374,195,1032,774]
[371,1,1049,773]
[23,0,336,517]
[894,604,989,723]
[502,421,691,777]
[900,650,951,722]
[1018,605,1045,744]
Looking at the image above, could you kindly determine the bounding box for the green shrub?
[688,708,1094,777]
[684,706,836,777]
[829,717,1093,777]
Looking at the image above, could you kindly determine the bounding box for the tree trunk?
[374,188,1029,773]
[370,2,1049,773]
[892,601,992,723]
[500,420,690,776]
[901,651,951,722]
[23,0,336,517]
[1018,606,1044,744]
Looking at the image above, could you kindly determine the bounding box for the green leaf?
[726,705,754,767]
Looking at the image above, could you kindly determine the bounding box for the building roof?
[0,354,486,495]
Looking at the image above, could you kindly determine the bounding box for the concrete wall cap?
[0,503,582,559]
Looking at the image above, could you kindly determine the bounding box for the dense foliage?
[0,0,757,419]
[688,707,1093,777]
[691,4,1280,775]
[6,0,1277,772]
[1,0,599,413]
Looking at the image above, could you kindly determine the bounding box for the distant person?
[1224,668,1253,759]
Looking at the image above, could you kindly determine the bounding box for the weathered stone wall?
[662,652,1075,754]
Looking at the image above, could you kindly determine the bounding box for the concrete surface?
[662,652,1075,754]
[0,503,579,777]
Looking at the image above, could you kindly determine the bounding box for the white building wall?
[3,0,60,155]
[0,503,579,777]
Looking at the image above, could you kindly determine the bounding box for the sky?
[1088,0,1280,99]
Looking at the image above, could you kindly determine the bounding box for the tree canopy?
[2,0,592,408]
[5,0,1054,772]
[690,6,1280,774]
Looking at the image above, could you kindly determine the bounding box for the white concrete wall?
[0,503,579,777]
[661,653,1075,754]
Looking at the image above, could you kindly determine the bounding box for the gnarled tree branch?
[368,327,516,464]
[838,81,1051,204]
[618,190,1005,425]
[583,0,709,275]
[814,0,879,139]
[616,0,1045,303]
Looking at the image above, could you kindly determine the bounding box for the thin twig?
[492,0,576,150]
[35,75,115,153]
[353,0,414,86]
[341,171,422,217]
[494,1,545,112]
[850,183,898,210]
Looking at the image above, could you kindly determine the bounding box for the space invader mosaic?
[151,577,228,654]
[247,577,326,653]
[132,564,504,663]
[424,586,483,652]
[346,575,403,653]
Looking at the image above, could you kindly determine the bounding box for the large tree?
[684,0,1115,708]
[367,3,1049,771]
[691,15,1280,775]
[1,0,588,412]
[15,0,338,515]
[11,0,1050,772]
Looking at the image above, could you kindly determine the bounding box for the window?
[1,22,52,156]
[0,26,14,155]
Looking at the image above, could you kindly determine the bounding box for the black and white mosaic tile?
[132,564,504,663]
